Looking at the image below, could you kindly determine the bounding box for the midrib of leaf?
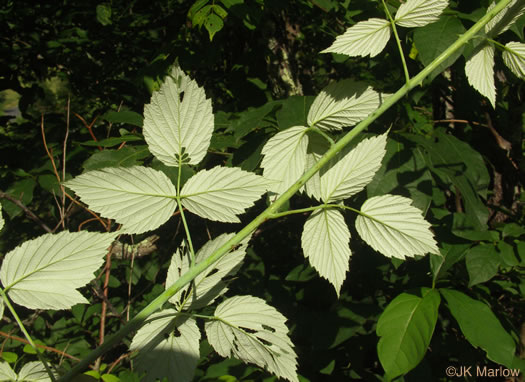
[4,238,92,291]
[212,316,282,357]
[357,209,420,245]
[180,184,259,198]
[93,185,176,199]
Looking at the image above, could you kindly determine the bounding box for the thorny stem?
[58,1,515,380]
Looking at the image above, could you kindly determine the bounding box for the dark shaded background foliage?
[1,0,524,381]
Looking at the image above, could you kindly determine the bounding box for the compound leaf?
[301,209,351,295]
[440,289,516,367]
[143,66,214,166]
[321,18,391,58]
[320,133,387,202]
[395,0,449,28]
[377,289,440,380]
[205,295,298,382]
[355,195,439,259]
[502,42,525,79]
[65,166,177,234]
[181,166,270,222]
[0,231,115,310]
[167,233,247,310]
[465,44,496,108]
[261,126,309,196]
[130,310,200,382]
[308,80,386,131]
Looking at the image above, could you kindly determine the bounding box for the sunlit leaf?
[181,166,271,222]
[377,289,440,380]
[502,42,525,79]
[130,310,200,382]
[17,361,54,381]
[320,133,387,202]
[307,80,386,131]
[355,195,439,259]
[465,44,495,107]
[206,296,298,382]
[0,231,115,310]
[261,126,309,196]
[0,203,4,232]
[143,66,214,166]
[0,360,17,381]
[301,209,351,295]
[65,166,177,234]
[395,0,449,28]
[485,0,525,36]
[321,18,391,58]
[167,233,248,310]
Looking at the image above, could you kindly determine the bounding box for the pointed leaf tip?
[143,66,214,167]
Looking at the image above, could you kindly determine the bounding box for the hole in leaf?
[262,324,275,333]
[179,91,185,103]
[173,327,182,338]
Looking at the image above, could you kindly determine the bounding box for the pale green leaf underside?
[303,134,330,201]
[261,126,309,196]
[321,18,391,58]
[17,361,53,381]
[301,209,351,295]
[465,44,495,108]
[130,310,200,382]
[356,195,439,259]
[181,166,271,222]
[0,231,115,310]
[321,133,387,202]
[167,233,247,310]
[502,42,525,79]
[307,80,385,131]
[205,295,298,382]
[65,166,177,234]
[143,66,214,166]
[485,0,525,36]
[377,289,440,379]
[395,0,449,28]
[0,361,17,381]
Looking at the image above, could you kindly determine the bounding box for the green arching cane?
[59,1,517,380]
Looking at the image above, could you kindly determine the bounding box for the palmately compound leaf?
[307,80,386,131]
[321,18,391,58]
[0,360,17,381]
[465,44,496,108]
[301,209,351,295]
[377,289,440,380]
[130,310,200,382]
[395,0,449,28]
[320,133,387,202]
[143,66,214,166]
[0,231,116,310]
[261,126,309,196]
[502,42,525,79]
[17,361,54,381]
[205,295,298,382]
[181,166,271,222]
[167,233,248,310]
[356,195,439,259]
[65,166,177,234]
[485,0,525,36]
